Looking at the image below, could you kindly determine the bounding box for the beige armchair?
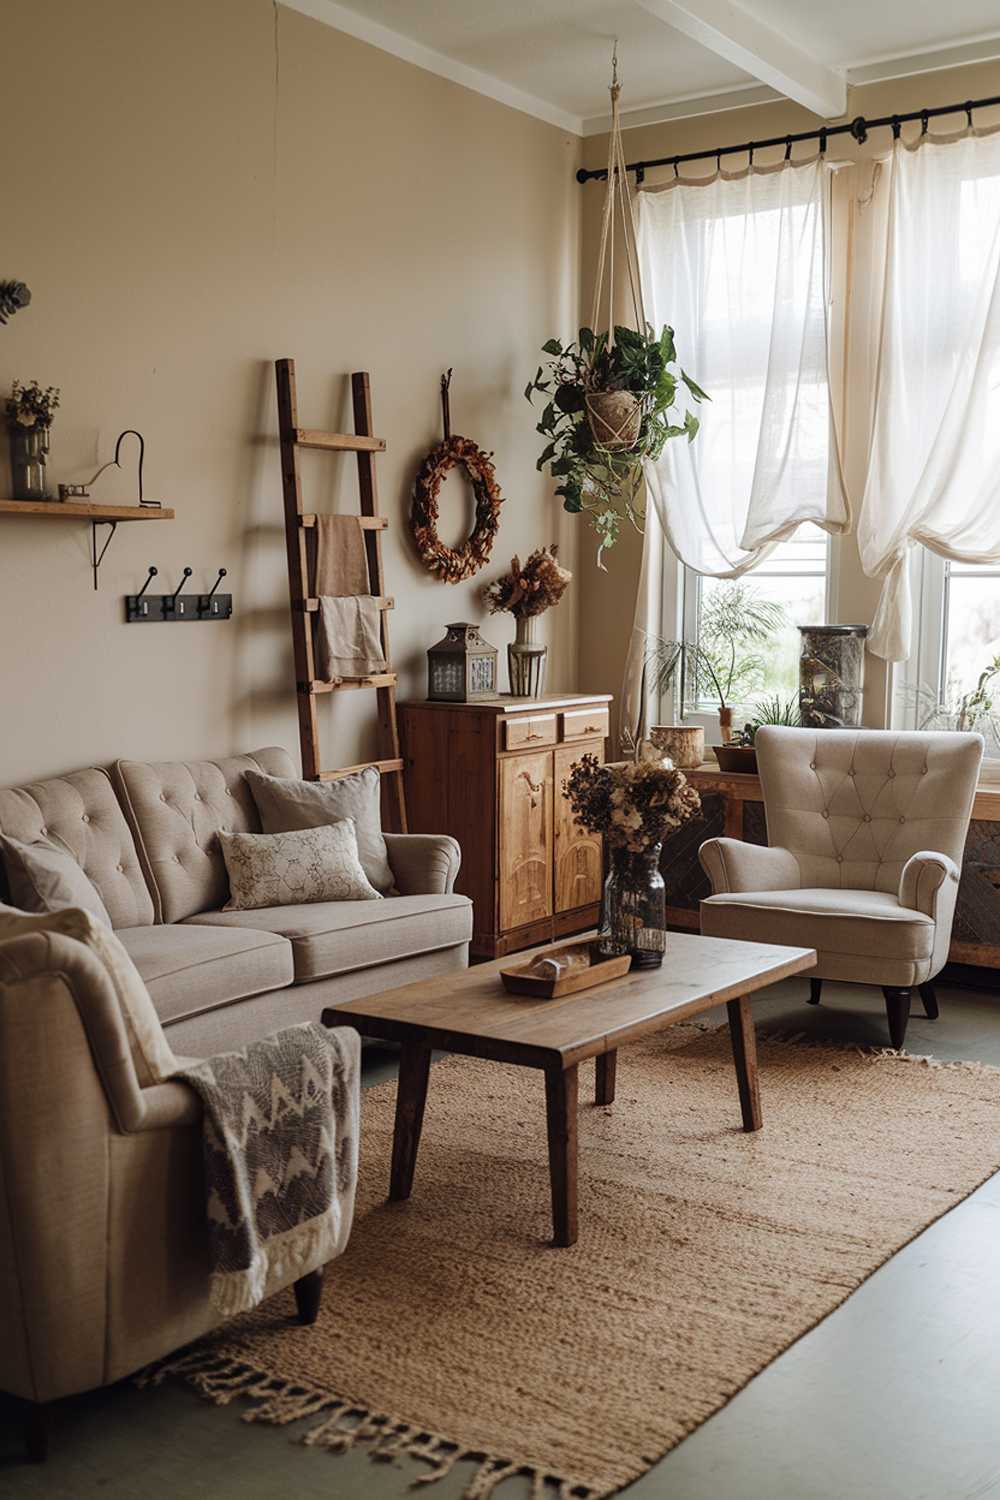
[0,929,341,1462]
[699,726,983,1048]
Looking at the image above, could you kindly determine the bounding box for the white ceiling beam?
[634,0,847,120]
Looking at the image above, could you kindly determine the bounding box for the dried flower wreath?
[410,370,505,584]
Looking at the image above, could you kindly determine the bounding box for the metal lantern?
[427,622,499,702]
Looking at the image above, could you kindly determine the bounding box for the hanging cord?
[590,43,647,346]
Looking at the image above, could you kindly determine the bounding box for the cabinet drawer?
[561,706,610,742]
[503,713,557,751]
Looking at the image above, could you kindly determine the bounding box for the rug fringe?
[140,1351,597,1498]
[759,1030,1000,1073]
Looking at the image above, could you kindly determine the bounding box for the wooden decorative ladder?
[275,359,407,832]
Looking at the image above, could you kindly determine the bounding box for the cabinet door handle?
[519,772,543,794]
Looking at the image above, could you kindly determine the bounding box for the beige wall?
[0,0,581,786]
[576,60,1000,736]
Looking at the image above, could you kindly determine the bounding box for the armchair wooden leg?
[807,978,823,1005]
[293,1267,324,1325]
[24,1401,48,1463]
[883,988,912,1050]
[919,983,940,1020]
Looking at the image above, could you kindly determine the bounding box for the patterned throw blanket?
[179,1022,360,1315]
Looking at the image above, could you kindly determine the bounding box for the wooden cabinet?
[399,693,611,958]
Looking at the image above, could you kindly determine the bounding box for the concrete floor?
[2,975,999,1499]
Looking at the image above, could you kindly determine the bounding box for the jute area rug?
[152,1025,1000,1498]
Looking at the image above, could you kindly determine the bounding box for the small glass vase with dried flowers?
[563,754,701,968]
[482,543,572,697]
[5,380,61,502]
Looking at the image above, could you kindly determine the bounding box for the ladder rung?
[316,758,404,780]
[299,514,388,530]
[294,428,386,453]
[297,596,394,613]
[302,673,397,694]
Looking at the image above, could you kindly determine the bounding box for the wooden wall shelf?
[0,499,175,522]
[0,498,176,587]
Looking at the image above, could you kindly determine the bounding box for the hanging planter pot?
[585,390,642,451]
[525,49,708,563]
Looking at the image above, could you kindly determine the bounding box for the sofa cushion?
[246,765,396,895]
[700,887,934,963]
[0,833,113,926]
[184,892,473,984]
[219,822,382,911]
[0,768,153,928]
[117,923,295,1026]
[111,747,296,924]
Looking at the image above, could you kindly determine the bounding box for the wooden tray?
[499,941,632,999]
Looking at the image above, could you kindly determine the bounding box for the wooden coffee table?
[322,932,815,1247]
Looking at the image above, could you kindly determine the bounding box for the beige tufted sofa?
[0,746,471,1056]
[699,726,983,1048]
[0,747,469,1453]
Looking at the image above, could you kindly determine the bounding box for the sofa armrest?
[0,930,197,1135]
[699,838,801,895]
[899,851,960,920]
[385,832,461,895]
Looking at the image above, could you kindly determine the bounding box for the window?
[896,550,1000,761]
[656,524,832,739]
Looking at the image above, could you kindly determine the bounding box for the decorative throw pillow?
[245,766,396,895]
[0,833,113,927]
[218,820,382,912]
[0,903,177,1086]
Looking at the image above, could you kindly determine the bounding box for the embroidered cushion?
[219,821,382,912]
[245,767,396,895]
[0,833,113,926]
[0,903,177,1085]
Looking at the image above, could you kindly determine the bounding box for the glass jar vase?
[597,843,666,969]
[508,613,547,697]
[8,423,51,501]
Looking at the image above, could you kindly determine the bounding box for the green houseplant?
[626,582,786,752]
[525,323,707,563]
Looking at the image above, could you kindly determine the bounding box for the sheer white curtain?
[858,130,1000,661]
[622,159,848,741]
[637,158,848,574]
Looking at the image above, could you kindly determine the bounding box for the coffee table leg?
[595,1049,617,1105]
[544,1063,579,1247]
[726,995,762,1132]
[389,1041,431,1201]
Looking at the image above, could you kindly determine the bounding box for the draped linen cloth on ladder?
[622,158,849,740]
[858,129,1000,661]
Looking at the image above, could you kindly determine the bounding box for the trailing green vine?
[525,323,707,563]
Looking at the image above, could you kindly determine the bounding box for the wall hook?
[199,568,230,616]
[165,567,193,616]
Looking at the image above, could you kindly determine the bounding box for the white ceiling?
[285,0,1000,134]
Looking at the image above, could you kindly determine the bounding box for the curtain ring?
[635,165,645,185]
[819,128,827,155]
[748,143,754,168]
[784,136,792,162]
[966,100,974,129]
[672,158,679,180]
[891,115,901,141]
[921,109,929,136]
[716,148,722,173]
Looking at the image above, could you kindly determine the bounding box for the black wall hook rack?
[125,565,233,623]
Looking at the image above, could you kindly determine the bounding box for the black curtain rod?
[576,91,1000,183]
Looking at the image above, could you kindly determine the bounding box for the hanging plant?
[525,323,705,558]
[526,49,707,563]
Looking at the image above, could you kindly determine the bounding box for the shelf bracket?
[91,519,119,590]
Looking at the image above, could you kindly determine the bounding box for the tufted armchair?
[699,726,983,1048]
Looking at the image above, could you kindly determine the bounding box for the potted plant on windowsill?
[714,696,801,773]
[625,582,787,754]
[525,324,707,565]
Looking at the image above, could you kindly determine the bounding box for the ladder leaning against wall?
[274,358,407,833]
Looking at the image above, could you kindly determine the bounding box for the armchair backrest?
[755,726,983,893]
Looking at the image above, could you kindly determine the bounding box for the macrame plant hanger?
[588,45,648,452]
